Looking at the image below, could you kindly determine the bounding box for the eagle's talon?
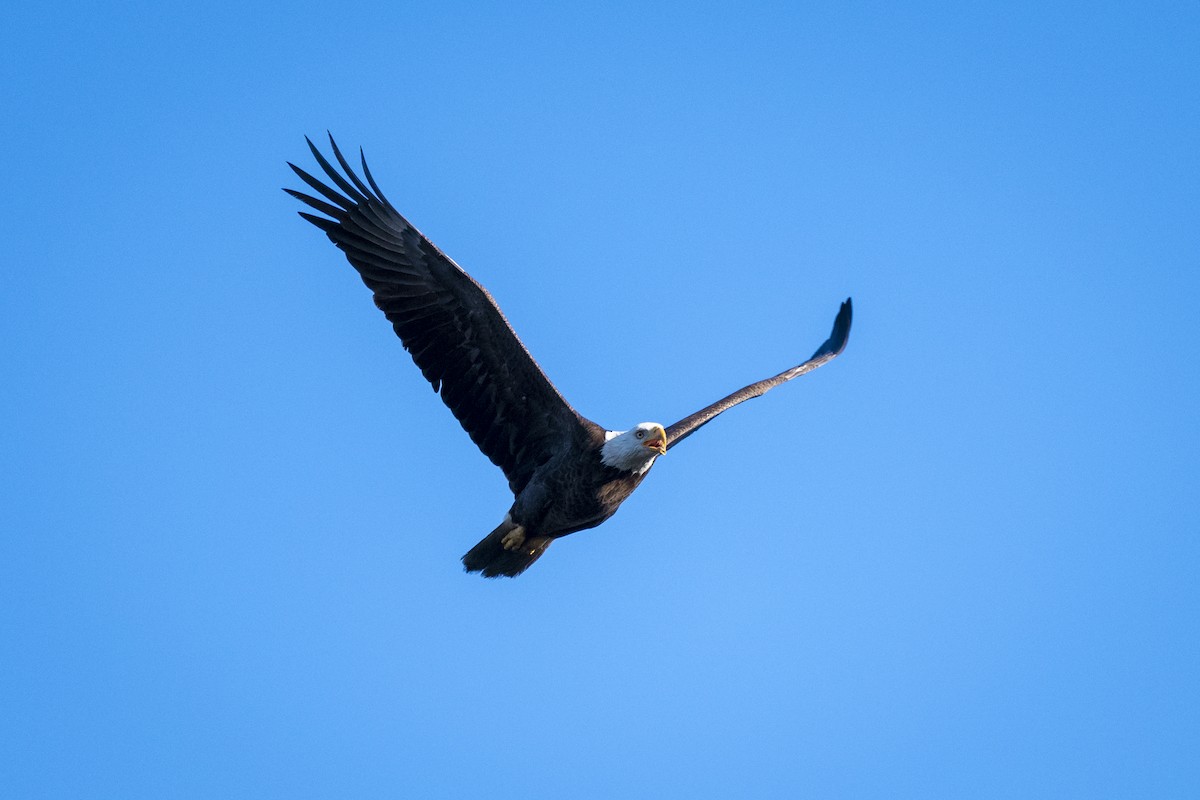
[501,527,526,551]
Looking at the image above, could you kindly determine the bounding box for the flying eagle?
[287,136,852,577]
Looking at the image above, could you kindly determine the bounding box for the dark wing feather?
[664,299,852,450]
[287,135,601,494]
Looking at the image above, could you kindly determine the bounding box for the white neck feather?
[601,429,659,475]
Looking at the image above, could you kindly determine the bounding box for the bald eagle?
[287,136,852,577]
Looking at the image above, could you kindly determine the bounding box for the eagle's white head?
[601,422,667,475]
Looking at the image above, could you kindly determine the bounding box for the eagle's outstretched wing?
[286,135,601,494]
[664,299,852,450]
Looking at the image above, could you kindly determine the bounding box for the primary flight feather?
[287,135,852,577]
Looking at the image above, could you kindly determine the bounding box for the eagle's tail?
[462,516,553,578]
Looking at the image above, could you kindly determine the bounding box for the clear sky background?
[2,1,1197,797]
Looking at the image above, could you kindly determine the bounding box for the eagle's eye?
[635,431,645,439]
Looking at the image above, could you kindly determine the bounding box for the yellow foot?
[501,526,527,551]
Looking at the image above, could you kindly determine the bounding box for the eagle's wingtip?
[834,296,852,342]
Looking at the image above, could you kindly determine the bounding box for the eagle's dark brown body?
[287,136,852,577]
[463,430,654,576]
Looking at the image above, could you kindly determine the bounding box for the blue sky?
[3,1,1197,797]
